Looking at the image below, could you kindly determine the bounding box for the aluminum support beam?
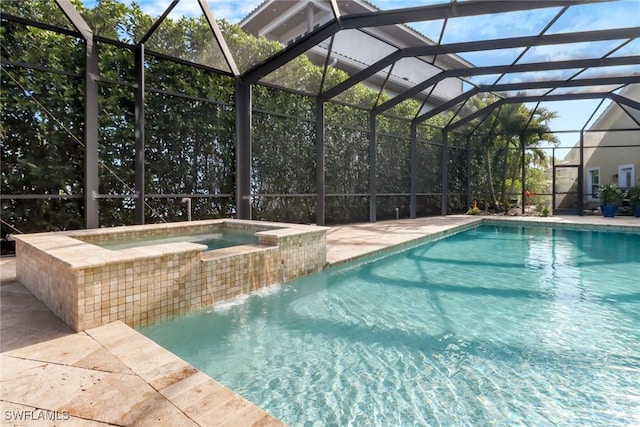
[56,0,99,228]
[0,58,82,78]
[441,130,449,216]
[315,99,326,226]
[609,93,640,111]
[1,12,80,37]
[376,55,639,114]
[369,113,377,222]
[134,44,145,224]
[84,39,99,228]
[417,75,640,123]
[321,27,639,101]
[246,0,598,86]
[410,123,417,219]
[199,0,239,76]
[446,92,631,131]
[139,0,179,44]
[552,150,557,213]
[619,103,640,128]
[338,1,594,29]
[395,26,638,72]
[466,137,472,210]
[243,21,340,84]
[578,131,585,216]
[521,134,526,216]
[235,80,252,219]
[55,0,91,38]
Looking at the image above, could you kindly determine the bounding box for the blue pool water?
[94,230,258,251]
[141,225,640,426]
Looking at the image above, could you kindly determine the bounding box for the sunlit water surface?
[141,225,640,426]
[93,230,257,251]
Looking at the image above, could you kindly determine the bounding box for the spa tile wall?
[16,239,79,329]
[16,221,327,331]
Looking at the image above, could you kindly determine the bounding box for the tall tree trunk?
[508,157,521,195]
[484,146,497,208]
[508,142,522,196]
[499,143,510,203]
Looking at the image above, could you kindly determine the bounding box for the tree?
[1,1,86,233]
[1,0,460,232]
[465,94,558,210]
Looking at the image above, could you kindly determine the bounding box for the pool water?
[141,225,640,426]
[93,230,258,251]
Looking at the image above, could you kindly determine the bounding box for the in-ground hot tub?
[14,219,327,331]
[86,229,260,251]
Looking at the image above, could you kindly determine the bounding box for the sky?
[86,0,640,146]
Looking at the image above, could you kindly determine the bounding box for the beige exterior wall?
[562,85,640,205]
[582,133,639,200]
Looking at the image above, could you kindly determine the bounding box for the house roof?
[586,83,640,132]
[239,0,474,107]
[240,0,472,70]
[241,0,430,43]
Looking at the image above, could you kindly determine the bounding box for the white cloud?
[169,0,205,20]
[539,99,609,137]
[207,0,264,23]
[130,0,262,22]
[459,47,524,67]
[522,39,624,64]
[546,0,640,34]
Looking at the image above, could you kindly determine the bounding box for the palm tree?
[504,105,558,197]
[468,94,558,210]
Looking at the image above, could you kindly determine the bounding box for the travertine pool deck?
[326,214,640,264]
[2,215,639,425]
[1,268,283,426]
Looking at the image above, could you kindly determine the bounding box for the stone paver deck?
[326,214,640,265]
[325,215,481,264]
[2,215,639,425]
[1,257,282,427]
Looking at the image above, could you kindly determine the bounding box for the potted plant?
[597,183,623,217]
[625,185,640,217]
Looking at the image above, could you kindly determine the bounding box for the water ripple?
[141,225,640,426]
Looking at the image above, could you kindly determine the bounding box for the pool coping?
[2,214,639,425]
[325,214,640,267]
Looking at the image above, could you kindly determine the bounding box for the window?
[587,167,600,200]
[618,164,635,190]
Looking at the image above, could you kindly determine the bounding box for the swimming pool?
[141,224,640,425]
